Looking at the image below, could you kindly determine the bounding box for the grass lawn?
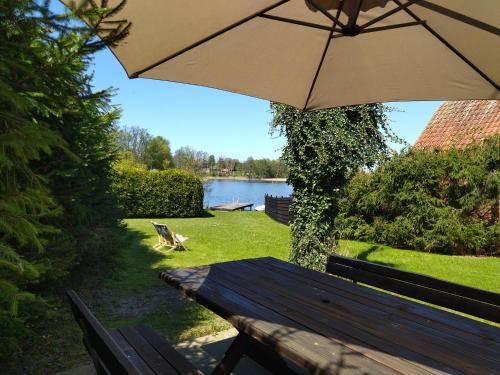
[340,240,500,293]
[126,211,291,271]
[120,212,500,293]
[12,211,499,374]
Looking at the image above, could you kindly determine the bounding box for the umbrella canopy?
[65,0,499,110]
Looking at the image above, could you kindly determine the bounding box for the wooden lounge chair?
[67,290,202,375]
[151,221,188,251]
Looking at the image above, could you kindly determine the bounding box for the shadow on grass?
[198,210,215,218]
[151,210,215,221]
[81,224,229,344]
[354,245,395,268]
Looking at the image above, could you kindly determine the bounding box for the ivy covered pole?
[270,103,397,270]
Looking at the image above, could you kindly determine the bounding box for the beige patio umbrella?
[65,0,499,110]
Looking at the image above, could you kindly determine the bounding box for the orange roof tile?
[414,100,500,150]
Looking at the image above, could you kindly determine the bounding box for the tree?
[174,147,201,173]
[0,0,129,359]
[270,103,397,270]
[243,157,256,177]
[217,156,227,171]
[208,154,216,167]
[144,136,173,169]
[253,159,274,178]
[271,158,288,178]
[207,154,216,174]
[115,125,152,165]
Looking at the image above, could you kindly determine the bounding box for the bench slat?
[108,330,156,375]
[118,327,179,375]
[134,326,203,375]
[326,256,500,323]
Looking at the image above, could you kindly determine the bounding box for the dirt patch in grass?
[83,286,185,318]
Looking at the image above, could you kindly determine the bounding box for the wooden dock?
[211,202,253,211]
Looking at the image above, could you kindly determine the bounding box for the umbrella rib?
[303,2,345,110]
[332,20,424,38]
[259,14,339,32]
[393,0,499,91]
[415,1,500,36]
[129,0,290,78]
[302,29,334,111]
[358,0,423,31]
[306,0,346,29]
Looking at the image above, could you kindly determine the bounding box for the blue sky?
[90,48,441,160]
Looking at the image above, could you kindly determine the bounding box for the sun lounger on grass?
[151,221,188,251]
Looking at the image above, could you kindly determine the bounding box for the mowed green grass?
[110,211,290,294]
[118,210,499,296]
[340,240,500,293]
[129,211,291,270]
[102,212,498,343]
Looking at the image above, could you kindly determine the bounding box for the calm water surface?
[203,179,292,208]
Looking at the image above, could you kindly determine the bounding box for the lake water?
[203,179,292,208]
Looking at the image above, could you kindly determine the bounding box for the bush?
[113,168,204,217]
[338,136,499,256]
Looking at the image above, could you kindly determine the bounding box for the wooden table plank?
[206,262,449,375]
[261,257,500,343]
[160,258,500,375]
[245,258,500,349]
[216,260,500,374]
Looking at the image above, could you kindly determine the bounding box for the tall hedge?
[337,136,499,256]
[112,168,204,217]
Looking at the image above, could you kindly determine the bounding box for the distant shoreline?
[205,176,287,182]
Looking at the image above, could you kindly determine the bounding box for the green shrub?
[338,136,499,256]
[0,311,27,362]
[112,168,204,217]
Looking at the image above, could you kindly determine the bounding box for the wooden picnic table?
[160,257,500,375]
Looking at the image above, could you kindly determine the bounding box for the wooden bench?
[67,290,202,375]
[326,254,500,323]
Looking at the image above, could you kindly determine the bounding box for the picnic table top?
[160,257,500,375]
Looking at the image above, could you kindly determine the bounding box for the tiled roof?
[414,100,500,150]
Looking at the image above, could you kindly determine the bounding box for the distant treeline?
[115,126,288,178]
